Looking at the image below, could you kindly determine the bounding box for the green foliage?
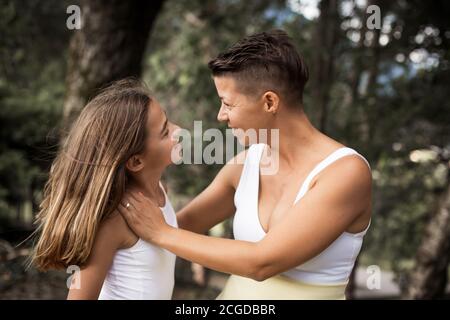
[0,0,69,225]
[1,0,449,281]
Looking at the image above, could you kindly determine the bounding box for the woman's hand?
[118,191,171,244]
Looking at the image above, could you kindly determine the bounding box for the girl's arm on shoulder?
[67,213,132,300]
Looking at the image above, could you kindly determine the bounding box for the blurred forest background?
[0,0,449,299]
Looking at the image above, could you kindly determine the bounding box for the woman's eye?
[164,129,169,137]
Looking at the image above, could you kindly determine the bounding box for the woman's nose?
[217,105,228,122]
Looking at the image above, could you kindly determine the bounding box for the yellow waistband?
[216,275,347,300]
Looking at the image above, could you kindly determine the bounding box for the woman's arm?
[120,156,371,281]
[176,150,247,234]
[67,214,128,299]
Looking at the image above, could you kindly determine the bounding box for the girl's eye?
[164,130,169,137]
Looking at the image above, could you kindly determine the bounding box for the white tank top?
[233,144,371,285]
[98,184,178,299]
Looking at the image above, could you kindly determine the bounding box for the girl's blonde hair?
[31,78,151,271]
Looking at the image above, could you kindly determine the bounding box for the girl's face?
[140,99,182,171]
[213,76,274,146]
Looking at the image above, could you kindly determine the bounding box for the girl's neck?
[129,171,165,206]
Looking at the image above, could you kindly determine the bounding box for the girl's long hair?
[31,78,151,271]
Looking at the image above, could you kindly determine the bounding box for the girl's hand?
[118,191,171,244]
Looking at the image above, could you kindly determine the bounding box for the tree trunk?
[404,171,450,299]
[62,0,165,127]
[357,0,383,161]
[313,0,339,133]
[349,1,369,103]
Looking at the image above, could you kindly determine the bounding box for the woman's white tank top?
[98,184,178,299]
[233,144,371,285]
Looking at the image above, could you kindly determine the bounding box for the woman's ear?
[126,155,145,172]
[263,91,280,115]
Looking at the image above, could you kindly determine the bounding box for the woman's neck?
[268,109,340,170]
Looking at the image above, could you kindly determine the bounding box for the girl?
[31,79,181,299]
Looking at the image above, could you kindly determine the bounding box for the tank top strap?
[294,147,370,204]
[249,143,266,166]
[234,144,266,206]
[157,181,169,208]
[239,143,266,178]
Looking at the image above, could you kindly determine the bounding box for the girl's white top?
[98,184,178,299]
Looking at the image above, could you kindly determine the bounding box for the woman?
[31,79,182,299]
[119,30,372,299]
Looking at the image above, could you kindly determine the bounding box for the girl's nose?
[173,124,181,132]
[171,125,183,142]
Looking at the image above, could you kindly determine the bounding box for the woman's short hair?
[208,29,309,107]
